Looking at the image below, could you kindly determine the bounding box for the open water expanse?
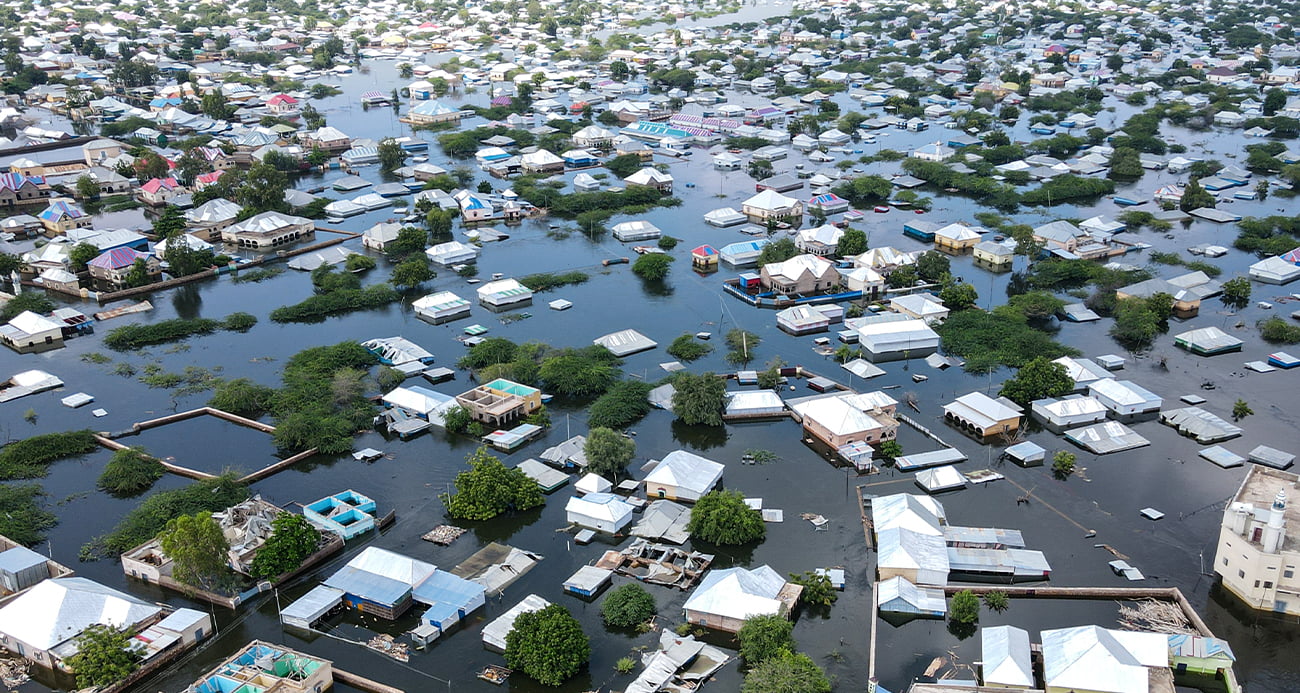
[5,20,1300,692]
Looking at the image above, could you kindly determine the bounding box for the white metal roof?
[943,392,1021,429]
[1042,625,1167,693]
[0,577,162,651]
[565,493,633,524]
[644,451,724,495]
[982,625,1034,687]
[683,565,785,621]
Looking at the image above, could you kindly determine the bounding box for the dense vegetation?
[666,334,713,362]
[65,625,142,688]
[96,446,164,496]
[263,342,381,454]
[440,447,545,520]
[0,485,58,546]
[519,271,589,292]
[103,314,256,349]
[935,306,1080,373]
[0,430,98,479]
[249,514,323,580]
[82,474,249,560]
[601,583,657,628]
[504,604,590,686]
[671,372,727,426]
[687,490,766,545]
[586,380,654,429]
[457,337,623,399]
[269,283,400,323]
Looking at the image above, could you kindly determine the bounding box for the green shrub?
[81,474,249,560]
[97,447,164,496]
[666,333,712,362]
[601,583,657,627]
[0,484,57,545]
[0,430,98,479]
[221,312,257,332]
[269,284,400,323]
[587,381,653,429]
[104,318,221,350]
[519,271,589,292]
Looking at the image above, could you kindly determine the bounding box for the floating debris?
[1117,599,1195,635]
[422,525,467,545]
[0,657,28,689]
[366,634,409,662]
[478,664,511,685]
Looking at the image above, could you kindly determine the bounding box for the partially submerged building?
[643,451,724,502]
[1215,466,1300,615]
[455,378,543,428]
[682,565,801,633]
[941,392,1023,440]
[791,391,899,448]
[189,641,332,693]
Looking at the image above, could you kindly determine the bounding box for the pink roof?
[140,177,179,194]
[267,94,298,105]
[89,247,150,270]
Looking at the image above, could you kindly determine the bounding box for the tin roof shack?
[776,305,831,335]
[1116,272,1222,319]
[303,490,378,540]
[189,641,332,693]
[309,547,486,628]
[790,391,900,448]
[1066,421,1151,455]
[0,540,72,602]
[1213,466,1300,616]
[625,629,731,693]
[1005,441,1047,467]
[476,278,533,309]
[1167,634,1237,686]
[541,435,589,470]
[594,329,658,356]
[565,493,635,534]
[1088,379,1162,421]
[426,240,479,266]
[0,311,63,353]
[612,220,662,242]
[1053,356,1111,391]
[682,565,801,634]
[890,293,950,324]
[848,314,940,362]
[643,451,724,503]
[724,391,786,420]
[482,594,552,651]
[1174,327,1244,356]
[562,565,613,598]
[877,527,950,586]
[1031,395,1109,433]
[1249,255,1300,285]
[1159,407,1243,444]
[1041,625,1171,693]
[981,625,1034,688]
[942,392,1022,440]
[0,577,165,672]
[456,378,542,428]
[414,291,472,324]
[632,501,693,544]
[516,459,569,493]
[876,575,946,619]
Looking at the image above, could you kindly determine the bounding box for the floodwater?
[3,24,1300,693]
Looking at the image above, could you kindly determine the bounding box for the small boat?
[911,373,928,382]
[873,206,889,213]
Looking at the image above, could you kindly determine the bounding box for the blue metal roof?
[324,565,411,607]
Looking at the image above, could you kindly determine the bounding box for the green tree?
[671,372,727,426]
[1221,276,1252,308]
[916,251,951,283]
[157,512,230,590]
[504,604,590,687]
[584,427,635,478]
[939,282,978,311]
[1109,297,1162,348]
[950,589,980,624]
[70,242,100,272]
[124,258,152,287]
[440,447,545,520]
[687,489,765,545]
[837,227,867,257]
[1180,178,1215,211]
[605,153,644,178]
[165,242,218,277]
[998,356,1074,407]
[667,333,712,361]
[877,440,902,462]
[737,614,794,665]
[789,571,837,607]
[377,136,405,171]
[249,513,321,580]
[235,161,288,213]
[632,253,673,280]
[97,447,163,496]
[983,590,1010,613]
[391,256,435,289]
[1108,147,1143,178]
[0,252,22,276]
[600,583,656,627]
[75,174,99,199]
[587,381,653,429]
[742,650,830,693]
[746,232,794,264]
[1265,88,1287,117]
[1232,399,1254,421]
[1052,451,1077,478]
[65,624,142,688]
[539,350,618,397]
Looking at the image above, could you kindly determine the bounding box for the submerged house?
[682,565,801,633]
[942,392,1023,440]
[303,490,379,540]
[981,625,1034,688]
[759,254,840,295]
[1088,378,1162,420]
[1041,625,1170,693]
[189,641,332,693]
[791,391,899,448]
[643,450,725,502]
[875,575,946,618]
[565,492,635,533]
[456,379,543,428]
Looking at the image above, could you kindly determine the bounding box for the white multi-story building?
[1215,465,1300,614]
